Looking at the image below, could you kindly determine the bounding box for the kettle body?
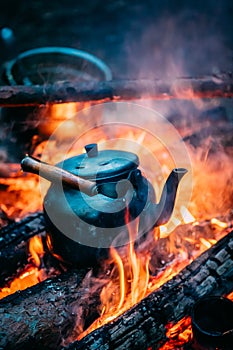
[43,146,156,266]
[21,143,187,267]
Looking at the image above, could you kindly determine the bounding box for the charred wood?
[183,123,233,150]
[65,230,233,350]
[0,269,88,350]
[0,212,45,286]
[0,74,232,106]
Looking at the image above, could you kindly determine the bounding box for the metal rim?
[191,296,233,338]
[5,46,112,85]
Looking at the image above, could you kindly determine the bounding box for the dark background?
[0,0,232,79]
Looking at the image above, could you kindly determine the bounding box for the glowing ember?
[157,291,233,349]
[0,235,46,299]
[159,317,192,350]
[0,100,232,349]
[0,174,42,221]
[159,205,195,238]
[180,205,195,224]
[0,266,43,299]
[227,291,233,301]
[77,209,232,340]
[159,224,170,238]
[199,237,213,249]
[211,217,228,229]
[63,109,233,339]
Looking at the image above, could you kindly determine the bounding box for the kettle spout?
[153,168,187,226]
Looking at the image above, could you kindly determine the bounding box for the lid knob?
[85,143,98,158]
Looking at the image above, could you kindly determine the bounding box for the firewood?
[0,219,232,350]
[0,212,45,286]
[64,230,233,350]
[0,269,89,350]
[0,74,232,106]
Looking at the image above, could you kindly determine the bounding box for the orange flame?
[0,100,232,347]
[211,217,228,229]
[0,175,42,220]
[227,291,233,301]
[109,247,126,311]
[159,206,196,239]
[0,267,43,299]
[159,316,192,349]
[79,207,232,339]
[29,235,44,267]
[0,235,46,300]
[158,290,233,349]
[180,205,195,224]
[79,216,150,338]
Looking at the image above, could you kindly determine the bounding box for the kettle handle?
[21,156,98,197]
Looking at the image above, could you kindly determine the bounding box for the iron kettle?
[21,143,187,266]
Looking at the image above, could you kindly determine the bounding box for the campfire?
[0,2,233,348]
[0,84,233,349]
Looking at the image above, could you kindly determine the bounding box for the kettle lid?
[59,143,139,181]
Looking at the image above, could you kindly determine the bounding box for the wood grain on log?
[0,220,232,350]
[0,269,88,350]
[64,230,233,350]
[0,74,232,106]
[0,212,45,286]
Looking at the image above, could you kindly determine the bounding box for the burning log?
[0,74,232,106]
[0,212,45,286]
[64,230,233,350]
[0,214,232,349]
[0,269,89,350]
